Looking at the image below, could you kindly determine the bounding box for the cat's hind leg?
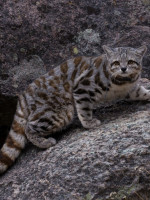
[25,104,75,148]
[25,124,56,149]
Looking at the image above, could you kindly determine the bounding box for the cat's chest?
[96,83,132,103]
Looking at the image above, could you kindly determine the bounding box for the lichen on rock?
[75,29,101,55]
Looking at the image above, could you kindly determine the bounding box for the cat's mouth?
[111,73,139,84]
[115,76,132,82]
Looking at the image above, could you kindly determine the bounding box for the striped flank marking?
[74,89,88,95]
[60,62,68,74]
[74,57,82,68]
[71,69,78,82]
[94,56,102,68]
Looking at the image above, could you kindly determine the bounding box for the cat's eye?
[128,60,135,65]
[112,61,120,66]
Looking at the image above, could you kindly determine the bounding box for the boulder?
[0,79,150,200]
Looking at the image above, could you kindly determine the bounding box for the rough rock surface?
[0,0,150,199]
[0,0,150,97]
[0,79,150,200]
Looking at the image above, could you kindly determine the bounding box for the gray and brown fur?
[0,45,150,174]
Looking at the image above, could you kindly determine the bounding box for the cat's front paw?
[82,118,101,129]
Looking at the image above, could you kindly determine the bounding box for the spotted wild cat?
[0,45,150,174]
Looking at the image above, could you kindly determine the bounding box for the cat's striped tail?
[0,100,27,174]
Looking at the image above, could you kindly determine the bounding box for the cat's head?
[103,45,147,84]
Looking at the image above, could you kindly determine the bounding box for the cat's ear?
[102,45,114,57]
[135,45,147,57]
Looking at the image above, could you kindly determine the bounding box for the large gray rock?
[0,79,150,200]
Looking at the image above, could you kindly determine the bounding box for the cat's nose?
[121,67,127,72]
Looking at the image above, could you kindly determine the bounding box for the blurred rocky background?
[0,0,150,199]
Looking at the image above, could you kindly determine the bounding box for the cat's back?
[33,56,92,85]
